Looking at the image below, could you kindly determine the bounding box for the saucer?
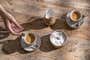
[66,10,84,28]
[20,31,41,52]
[50,31,67,48]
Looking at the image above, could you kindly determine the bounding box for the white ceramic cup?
[66,10,84,28]
[20,31,41,52]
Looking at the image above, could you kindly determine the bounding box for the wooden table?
[0,0,90,60]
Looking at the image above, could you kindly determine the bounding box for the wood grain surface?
[0,0,90,60]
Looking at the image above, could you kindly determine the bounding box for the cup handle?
[82,15,87,19]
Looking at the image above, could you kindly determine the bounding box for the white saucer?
[20,31,41,52]
[50,31,66,47]
[66,10,84,29]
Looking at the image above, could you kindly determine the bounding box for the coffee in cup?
[70,11,81,22]
[20,31,41,52]
[25,33,35,45]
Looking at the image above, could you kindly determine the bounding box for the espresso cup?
[20,31,41,52]
[66,10,84,28]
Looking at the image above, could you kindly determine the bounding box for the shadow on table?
[2,38,32,54]
[0,27,9,39]
[2,35,57,54]
[40,34,57,52]
[84,52,90,60]
[21,16,74,31]
[50,15,75,30]
[22,16,47,31]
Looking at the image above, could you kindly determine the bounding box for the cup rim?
[20,31,41,51]
[70,10,82,22]
[66,10,84,28]
[21,31,37,45]
[50,30,67,47]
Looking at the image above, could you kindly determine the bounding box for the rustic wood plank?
[0,0,90,60]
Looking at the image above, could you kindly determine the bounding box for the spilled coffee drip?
[25,33,35,45]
